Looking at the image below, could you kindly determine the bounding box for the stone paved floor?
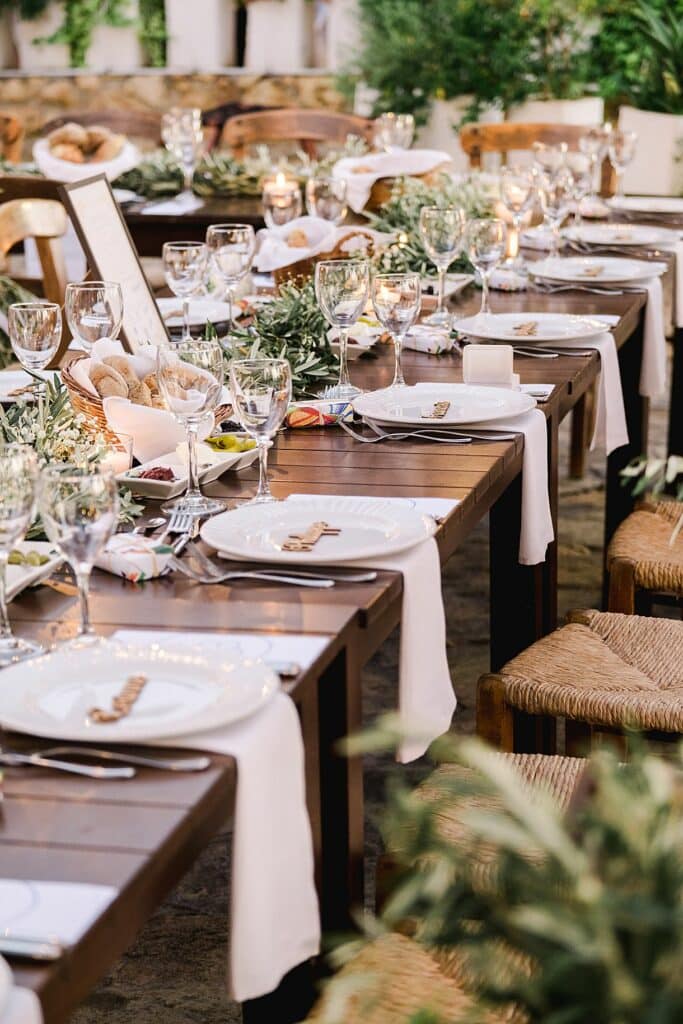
[73,388,670,1024]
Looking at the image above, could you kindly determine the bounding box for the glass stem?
[616,169,624,199]
[550,225,560,259]
[392,333,406,387]
[256,440,272,500]
[226,286,234,331]
[481,271,492,315]
[0,552,13,641]
[183,162,194,195]
[436,267,446,316]
[338,327,351,388]
[75,565,93,636]
[182,298,191,340]
[186,423,201,499]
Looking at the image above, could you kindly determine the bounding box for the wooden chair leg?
[477,673,514,751]
[565,718,592,756]
[607,558,637,614]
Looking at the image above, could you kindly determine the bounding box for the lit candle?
[463,344,514,386]
[262,170,302,228]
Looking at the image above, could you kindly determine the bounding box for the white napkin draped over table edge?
[0,985,42,1024]
[332,149,452,214]
[286,494,457,763]
[139,192,204,216]
[111,629,320,1004]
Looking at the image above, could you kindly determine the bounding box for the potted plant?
[592,0,683,196]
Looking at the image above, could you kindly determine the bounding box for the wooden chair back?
[0,114,25,163]
[221,107,375,158]
[0,197,70,365]
[40,110,162,149]
[459,121,616,195]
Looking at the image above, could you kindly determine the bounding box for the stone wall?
[0,70,344,154]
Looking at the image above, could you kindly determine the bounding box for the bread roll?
[127,379,152,407]
[51,143,85,164]
[91,135,124,162]
[48,122,89,149]
[85,125,111,150]
[90,363,128,399]
[103,355,138,389]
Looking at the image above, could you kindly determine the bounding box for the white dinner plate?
[156,297,234,329]
[0,370,60,404]
[119,440,258,499]
[608,196,683,216]
[455,311,607,343]
[563,223,673,247]
[0,641,279,742]
[0,956,10,1020]
[353,383,535,427]
[530,255,666,284]
[201,496,435,565]
[7,541,63,602]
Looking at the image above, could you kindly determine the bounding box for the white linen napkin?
[640,275,668,397]
[112,629,321,1003]
[285,494,457,762]
[140,192,204,216]
[102,396,215,463]
[404,325,456,354]
[94,534,173,583]
[332,150,452,213]
[255,217,393,272]
[0,987,42,1024]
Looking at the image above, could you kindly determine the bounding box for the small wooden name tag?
[422,401,451,420]
[513,321,539,337]
[282,520,341,552]
[89,674,149,724]
[581,265,604,277]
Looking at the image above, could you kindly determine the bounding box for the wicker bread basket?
[366,164,452,212]
[273,228,381,287]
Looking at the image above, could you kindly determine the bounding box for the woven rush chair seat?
[478,610,683,749]
[607,498,683,612]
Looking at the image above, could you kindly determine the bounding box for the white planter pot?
[508,96,604,126]
[166,0,237,69]
[324,0,360,71]
[244,0,312,71]
[417,97,503,173]
[619,105,683,197]
[12,1,143,71]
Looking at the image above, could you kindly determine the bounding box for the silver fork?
[155,510,194,547]
[39,746,211,772]
[185,541,378,584]
[364,420,518,442]
[338,419,472,445]
[171,556,336,588]
[0,747,135,779]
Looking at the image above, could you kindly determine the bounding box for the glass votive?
[103,433,134,475]
[373,112,415,153]
[262,171,303,229]
[305,175,347,224]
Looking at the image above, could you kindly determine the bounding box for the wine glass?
[0,444,41,666]
[532,141,567,176]
[8,301,61,397]
[418,206,466,328]
[38,463,118,648]
[539,165,574,257]
[230,358,292,505]
[305,175,347,224]
[161,107,203,199]
[500,165,538,268]
[374,112,415,152]
[371,272,421,388]
[466,218,506,318]
[565,152,593,227]
[162,241,208,342]
[156,339,224,517]
[205,223,255,337]
[65,281,123,352]
[314,259,370,401]
[608,129,638,199]
[579,124,611,204]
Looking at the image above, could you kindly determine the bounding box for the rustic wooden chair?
[607,497,683,614]
[40,110,162,150]
[221,107,375,157]
[0,114,24,164]
[0,196,70,365]
[477,609,683,755]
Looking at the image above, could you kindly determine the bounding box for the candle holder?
[262,172,303,229]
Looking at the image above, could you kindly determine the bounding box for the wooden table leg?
[669,326,683,456]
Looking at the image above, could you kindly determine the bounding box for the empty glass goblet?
[8,301,61,396]
[608,129,638,199]
[162,241,208,342]
[230,358,292,505]
[500,165,538,268]
[579,124,611,203]
[38,463,119,648]
[565,152,593,227]
[314,259,370,401]
[205,223,255,337]
[305,175,347,224]
[161,107,203,199]
[374,112,415,152]
[540,165,574,256]
[65,281,123,352]
[156,338,224,517]
[466,218,506,317]
[0,444,41,666]
[371,272,421,388]
[418,206,466,328]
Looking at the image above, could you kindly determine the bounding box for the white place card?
[0,879,116,947]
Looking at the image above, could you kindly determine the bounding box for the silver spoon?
[132,516,167,535]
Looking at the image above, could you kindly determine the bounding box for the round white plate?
[156,297,234,329]
[455,311,607,343]
[0,956,10,1020]
[608,196,683,216]
[201,496,435,565]
[353,383,535,427]
[563,223,672,247]
[0,641,279,742]
[531,255,665,284]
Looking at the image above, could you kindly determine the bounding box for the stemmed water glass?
[565,152,593,227]
[162,241,208,342]
[161,107,204,200]
[65,281,123,352]
[230,358,292,505]
[314,259,370,401]
[8,301,61,397]
[371,272,421,388]
[466,218,506,318]
[156,338,224,517]
[500,165,538,269]
[540,165,574,256]
[205,223,255,337]
[374,112,415,152]
[608,129,638,199]
[418,206,466,328]
[0,444,41,666]
[579,124,611,204]
[305,175,347,224]
[38,463,119,648]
